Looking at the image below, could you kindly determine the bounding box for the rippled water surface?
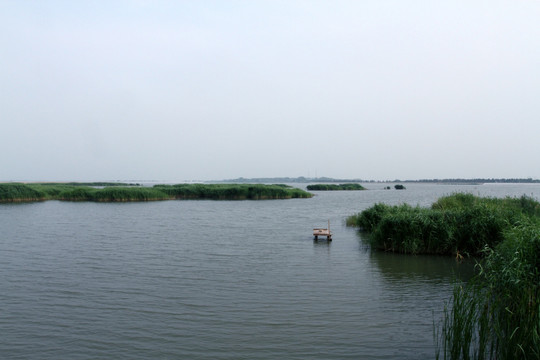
[2,183,539,359]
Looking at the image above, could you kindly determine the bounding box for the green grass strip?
[307,183,366,191]
[0,183,312,202]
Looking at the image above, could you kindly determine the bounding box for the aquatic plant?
[154,184,312,200]
[57,187,97,201]
[436,222,540,360]
[307,183,366,191]
[0,183,312,202]
[0,183,47,202]
[345,203,392,230]
[346,192,540,359]
[346,193,540,256]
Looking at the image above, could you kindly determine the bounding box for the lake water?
[2,183,539,359]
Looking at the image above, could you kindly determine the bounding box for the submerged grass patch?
[0,183,312,202]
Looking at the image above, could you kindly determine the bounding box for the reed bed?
[346,193,539,256]
[0,183,312,202]
[346,192,540,359]
[154,184,312,200]
[0,183,47,202]
[436,222,540,360]
[306,183,366,191]
[55,187,171,202]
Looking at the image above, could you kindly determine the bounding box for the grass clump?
[436,222,540,360]
[55,187,171,202]
[345,192,540,359]
[307,183,366,191]
[155,184,312,200]
[57,187,97,201]
[346,193,539,256]
[92,187,170,202]
[1,182,312,202]
[0,183,47,202]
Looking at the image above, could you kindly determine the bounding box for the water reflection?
[353,228,476,283]
[369,250,476,284]
[312,238,332,245]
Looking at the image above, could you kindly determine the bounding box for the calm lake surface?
[2,183,539,359]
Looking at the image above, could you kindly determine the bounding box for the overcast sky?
[1,1,539,182]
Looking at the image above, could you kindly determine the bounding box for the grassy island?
[154,184,312,200]
[0,183,312,202]
[307,183,366,191]
[347,193,540,359]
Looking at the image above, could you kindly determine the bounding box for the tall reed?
[307,183,366,191]
[155,184,312,200]
[0,183,46,202]
[436,222,540,359]
[1,183,312,202]
[346,193,540,359]
[346,193,539,256]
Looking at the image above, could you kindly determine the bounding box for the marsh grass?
[346,193,539,256]
[54,187,171,202]
[346,193,540,359]
[0,183,312,202]
[93,187,171,202]
[155,184,312,200]
[0,183,47,202]
[307,183,366,191]
[345,193,540,359]
[436,223,540,360]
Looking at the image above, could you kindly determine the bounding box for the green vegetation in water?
[306,183,366,191]
[435,222,540,360]
[154,183,312,200]
[346,192,540,256]
[346,192,540,359]
[0,183,312,202]
[0,183,48,202]
[394,184,406,190]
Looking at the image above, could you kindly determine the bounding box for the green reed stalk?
[436,222,540,360]
[346,193,539,256]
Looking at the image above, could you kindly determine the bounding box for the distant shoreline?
[216,177,540,184]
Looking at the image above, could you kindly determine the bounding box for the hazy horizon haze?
[1,1,539,182]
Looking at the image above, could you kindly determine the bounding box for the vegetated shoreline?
[306,183,366,191]
[347,193,540,359]
[0,183,313,203]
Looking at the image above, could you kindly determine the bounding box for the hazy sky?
[1,1,539,181]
